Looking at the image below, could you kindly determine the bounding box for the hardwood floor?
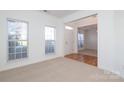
[65,53,97,66]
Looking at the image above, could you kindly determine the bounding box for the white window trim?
[44,25,57,56]
[7,18,29,63]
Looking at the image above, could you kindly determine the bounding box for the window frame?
[44,25,56,55]
[7,18,29,62]
[78,32,84,49]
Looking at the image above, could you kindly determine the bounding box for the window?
[45,26,56,54]
[8,19,28,61]
[78,32,84,49]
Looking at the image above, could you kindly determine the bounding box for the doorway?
[77,24,97,56]
[65,15,98,67]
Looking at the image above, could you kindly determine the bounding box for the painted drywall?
[64,29,75,55]
[63,10,121,77]
[78,29,97,50]
[0,10,64,71]
[114,11,124,77]
[85,30,97,50]
[64,25,78,54]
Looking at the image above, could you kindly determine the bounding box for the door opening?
[65,15,98,67]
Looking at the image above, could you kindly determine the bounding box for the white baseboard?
[0,55,63,72]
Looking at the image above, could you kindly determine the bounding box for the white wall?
[0,10,64,71]
[78,28,97,50]
[64,25,78,54]
[64,29,75,55]
[114,11,124,77]
[97,11,115,73]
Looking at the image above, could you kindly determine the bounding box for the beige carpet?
[0,57,123,82]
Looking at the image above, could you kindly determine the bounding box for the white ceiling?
[45,10,78,18]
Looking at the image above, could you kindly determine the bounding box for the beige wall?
[78,28,97,50]
[85,30,97,50]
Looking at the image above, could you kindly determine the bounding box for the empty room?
[0,10,124,82]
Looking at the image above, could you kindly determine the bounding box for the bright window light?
[45,26,56,54]
[8,19,28,61]
[65,26,73,30]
